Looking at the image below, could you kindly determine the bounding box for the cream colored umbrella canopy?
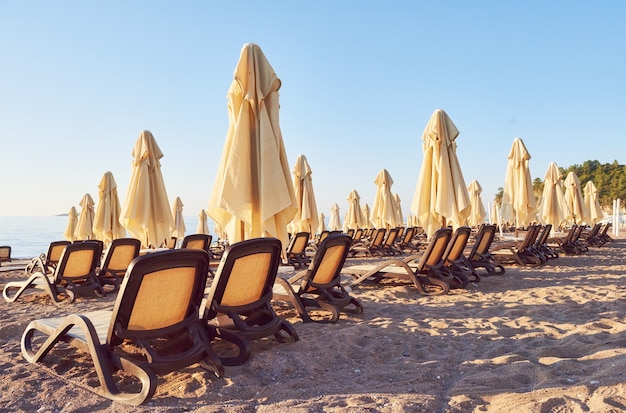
[196,209,210,235]
[563,172,587,225]
[75,193,95,240]
[345,190,366,230]
[171,197,186,241]
[317,213,327,234]
[583,181,603,224]
[361,204,372,229]
[467,179,486,227]
[93,171,125,244]
[290,154,319,233]
[371,169,401,229]
[63,206,78,242]
[394,193,404,228]
[411,109,470,238]
[208,43,297,251]
[500,138,537,228]
[328,203,342,231]
[540,162,571,230]
[120,130,174,248]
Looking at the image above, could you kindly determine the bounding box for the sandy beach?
[1,235,626,412]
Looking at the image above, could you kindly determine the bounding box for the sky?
[1,1,625,222]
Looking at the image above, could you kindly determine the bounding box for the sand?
[1,236,626,412]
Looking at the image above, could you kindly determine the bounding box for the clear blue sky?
[1,1,624,221]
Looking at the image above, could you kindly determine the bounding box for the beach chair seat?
[0,246,11,266]
[285,232,311,269]
[21,249,223,406]
[273,234,363,323]
[464,224,505,276]
[4,241,104,304]
[97,238,141,292]
[203,238,299,366]
[343,228,452,296]
[24,240,71,274]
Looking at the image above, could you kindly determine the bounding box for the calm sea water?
[0,216,208,259]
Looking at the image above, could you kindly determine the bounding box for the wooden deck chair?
[97,238,142,292]
[0,246,11,266]
[181,234,212,252]
[352,228,364,243]
[464,224,505,276]
[396,226,420,253]
[21,249,223,406]
[4,241,103,304]
[273,234,363,323]
[285,232,311,269]
[491,224,544,266]
[343,228,452,296]
[24,240,72,274]
[441,226,477,287]
[349,227,386,257]
[203,238,299,366]
[548,225,581,255]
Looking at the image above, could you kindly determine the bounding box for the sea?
[0,216,209,259]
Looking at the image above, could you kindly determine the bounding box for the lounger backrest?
[443,226,471,262]
[107,249,209,346]
[370,228,386,247]
[287,232,310,255]
[519,225,539,250]
[47,241,72,266]
[101,238,141,275]
[383,228,399,246]
[0,246,11,262]
[536,224,552,246]
[205,238,282,319]
[181,234,212,252]
[401,227,415,244]
[353,228,363,240]
[54,242,100,283]
[415,228,452,271]
[469,224,496,259]
[303,234,351,290]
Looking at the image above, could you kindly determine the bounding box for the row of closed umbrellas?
[64,43,605,252]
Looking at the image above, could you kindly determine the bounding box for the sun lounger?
[21,249,223,406]
[273,234,363,323]
[4,241,104,304]
[464,224,505,276]
[203,237,299,366]
[343,228,452,295]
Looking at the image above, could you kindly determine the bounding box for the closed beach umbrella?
[500,138,537,228]
[583,181,603,224]
[75,193,95,240]
[345,190,366,230]
[371,169,401,229]
[64,206,78,242]
[411,109,470,237]
[317,213,327,234]
[171,197,186,241]
[291,154,319,233]
[362,203,374,229]
[196,209,210,235]
[93,171,125,244]
[120,130,174,248]
[329,203,342,231]
[208,43,297,251]
[540,162,570,230]
[467,179,486,227]
[394,193,404,228]
[563,172,587,225]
